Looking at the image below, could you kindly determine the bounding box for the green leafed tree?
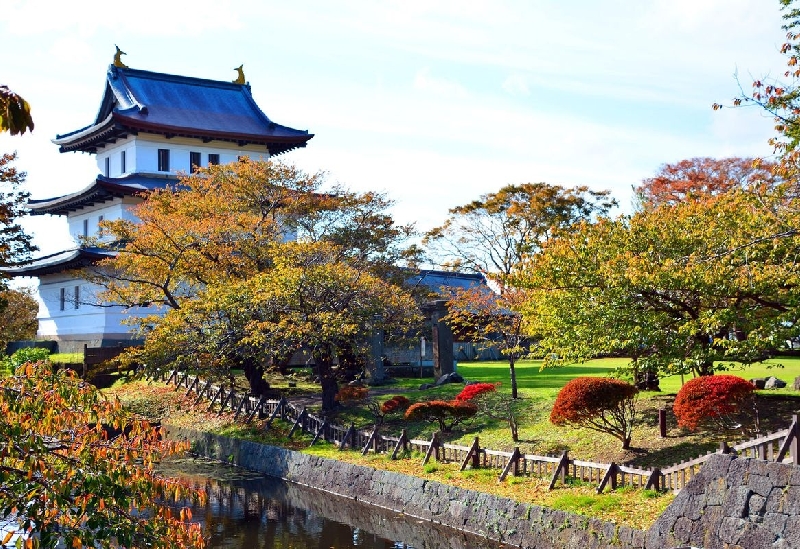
[0,152,36,272]
[515,188,800,379]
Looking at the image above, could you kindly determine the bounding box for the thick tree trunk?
[316,351,339,412]
[243,359,270,397]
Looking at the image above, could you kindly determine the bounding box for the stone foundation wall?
[166,426,645,549]
[647,454,800,549]
[166,427,800,549]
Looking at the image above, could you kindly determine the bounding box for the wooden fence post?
[597,462,619,493]
[216,389,235,417]
[288,407,307,439]
[777,414,799,465]
[175,369,190,391]
[499,447,522,482]
[460,437,481,471]
[207,385,225,412]
[194,379,213,405]
[422,432,440,465]
[264,397,287,430]
[311,419,329,446]
[233,393,249,420]
[184,376,199,397]
[245,396,266,424]
[165,369,178,386]
[361,425,381,455]
[548,451,569,489]
[645,468,661,491]
[339,423,356,451]
[391,429,409,460]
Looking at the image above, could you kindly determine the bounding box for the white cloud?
[502,74,530,97]
[413,68,470,99]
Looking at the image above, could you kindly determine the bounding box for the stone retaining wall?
[166,426,645,549]
[166,427,800,549]
[647,454,800,549]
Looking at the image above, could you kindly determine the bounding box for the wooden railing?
[160,370,799,494]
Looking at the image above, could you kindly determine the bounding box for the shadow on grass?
[626,440,719,469]
[458,360,623,390]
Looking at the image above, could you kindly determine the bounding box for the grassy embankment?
[105,356,800,530]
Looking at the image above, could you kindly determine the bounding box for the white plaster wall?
[95,135,271,177]
[67,200,128,241]
[35,273,159,339]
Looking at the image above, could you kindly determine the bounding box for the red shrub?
[404,399,478,432]
[550,377,638,449]
[380,395,411,414]
[673,375,754,432]
[335,385,368,403]
[455,382,497,401]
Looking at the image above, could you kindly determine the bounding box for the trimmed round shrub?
[550,377,639,449]
[455,382,497,401]
[380,395,410,414]
[673,374,754,432]
[404,400,478,432]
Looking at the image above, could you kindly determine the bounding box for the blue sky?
[0,0,790,257]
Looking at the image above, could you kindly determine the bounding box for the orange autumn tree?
[634,157,779,209]
[123,241,421,411]
[445,286,527,398]
[0,362,205,548]
[86,159,421,396]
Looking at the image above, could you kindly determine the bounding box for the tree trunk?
[316,351,339,412]
[622,436,631,450]
[509,355,518,399]
[509,417,519,442]
[696,358,715,377]
[242,359,270,397]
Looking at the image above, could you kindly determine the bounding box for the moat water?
[161,457,514,549]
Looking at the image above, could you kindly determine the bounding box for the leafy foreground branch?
[0,362,205,549]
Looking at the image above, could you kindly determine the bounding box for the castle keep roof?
[52,65,313,155]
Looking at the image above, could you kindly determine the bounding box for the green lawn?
[456,355,800,395]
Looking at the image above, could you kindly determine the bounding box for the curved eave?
[54,113,314,155]
[27,179,151,216]
[2,249,112,277]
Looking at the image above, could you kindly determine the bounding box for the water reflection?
[160,457,512,549]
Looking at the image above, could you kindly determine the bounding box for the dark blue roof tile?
[53,65,313,155]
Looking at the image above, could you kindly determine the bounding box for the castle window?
[158,149,170,172]
[104,157,110,177]
[82,219,88,238]
[59,288,66,311]
[121,150,126,174]
[190,151,201,173]
[208,153,220,166]
[74,286,80,309]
